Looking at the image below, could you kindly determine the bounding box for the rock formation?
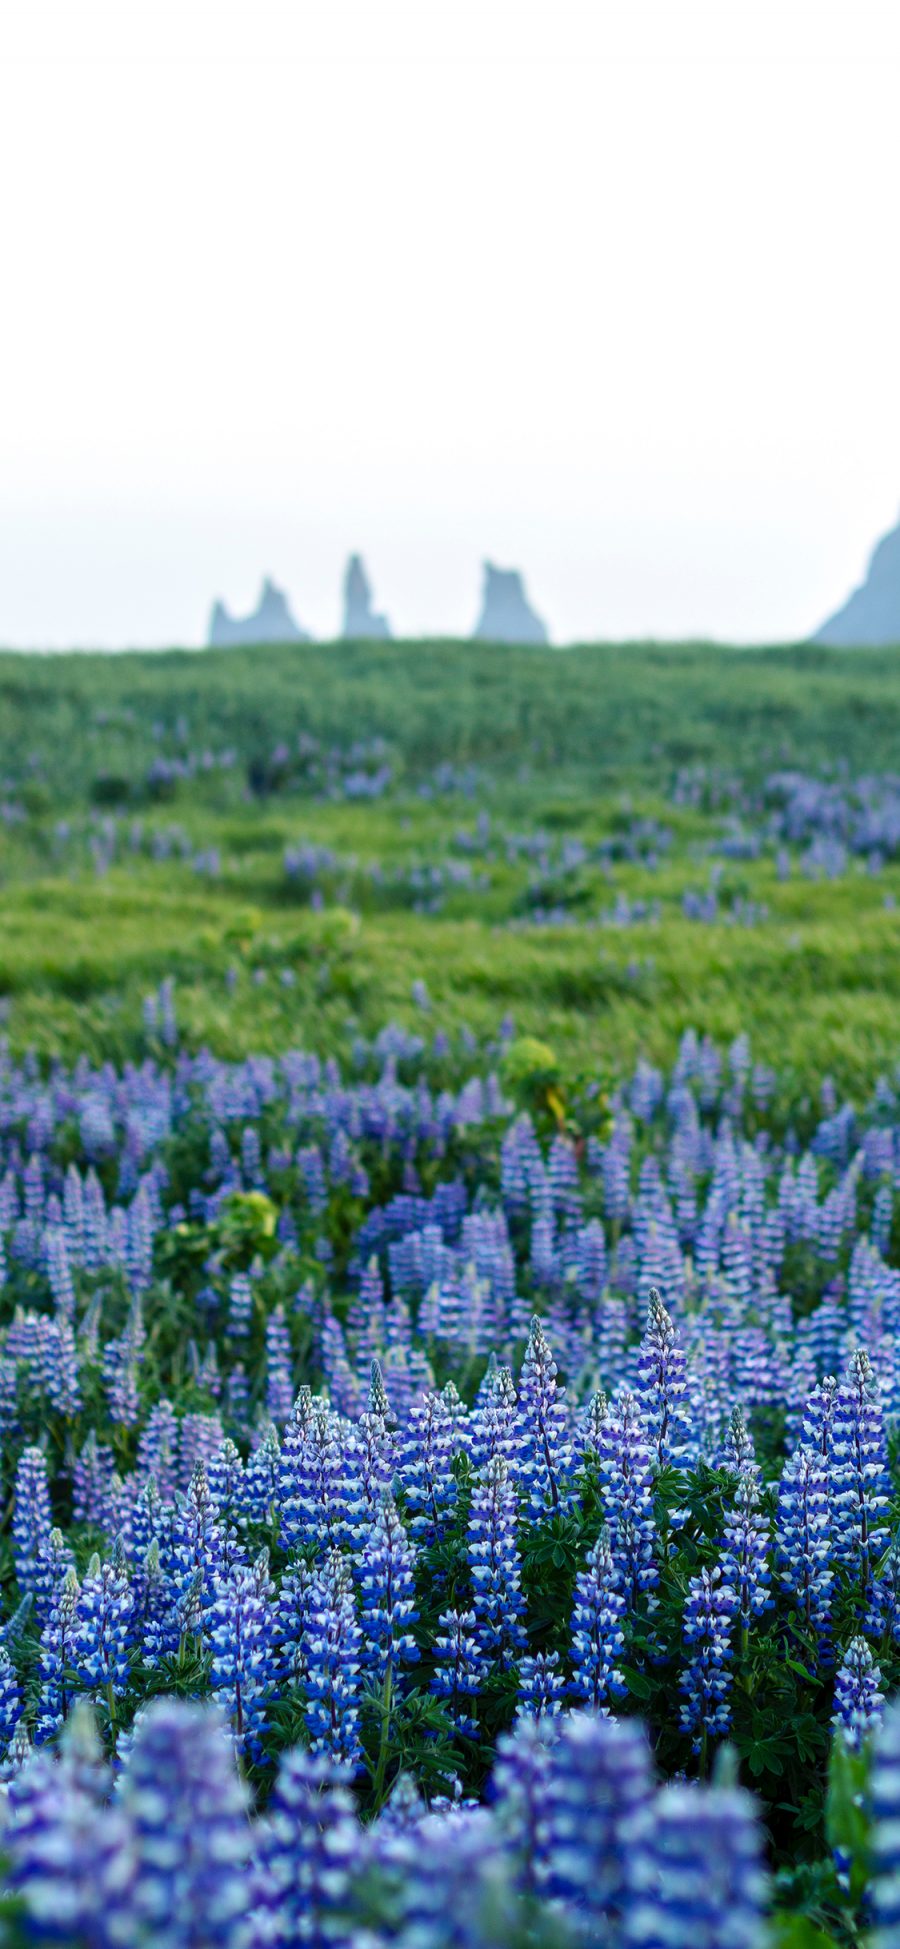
[814,518,900,645]
[341,555,391,639]
[208,578,311,648]
[471,562,549,645]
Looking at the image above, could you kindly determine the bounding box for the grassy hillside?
[1,637,899,1095]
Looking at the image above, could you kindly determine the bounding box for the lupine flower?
[776,1443,834,1653]
[543,1712,654,1940]
[356,1493,419,1684]
[259,1747,361,1949]
[516,1317,574,1519]
[36,1565,81,1742]
[832,1635,884,1750]
[680,1566,738,1755]
[490,1713,557,1896]
[205,1550,276,1755]
[6,1711,134,1947]
[872,1697,900,1943]
[12,1446,53,1608]
[720,1409,771,1638]
[468,1455,527,1665]
[301,1548,364,1769]
[570,1526,627,1711]
[120,1700,252,1949]
[430,1608,485,1735]
[830,1348,891,1585]
[627,1779,768,1949]
[594,1388,658,1607]
[70,1550,134,1710]
[635,1287,692,1468]
[517,1651,565,1719]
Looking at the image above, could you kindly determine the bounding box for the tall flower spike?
[355,1493,419,1684]
[594,1388,658,1608]
[776,1443,834,1657]
[70,1551,134,1713]
[570,1526,627,1712]
[872,1698,900,1944]
[830,1348,891,1587]
[204,1550,277,1757]
[430,1608,485,1736]
[679,1566,739,1757]
[627,1779,768,1949]
[516,1317,574,1520]
[260,1747,361,1949]
[12,1447,53,1611]
[120,1700,252,1949]
[301,1548,364,1770]
[468,1455,527,1665]
[516,1651,565,1719]
[635,1286,692,1468]
[543,1712,654,1941]
[833,1636,884,1751]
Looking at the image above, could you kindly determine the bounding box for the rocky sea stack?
[472,562,549,645]
[208,578,311,648]
[814,518,900,646]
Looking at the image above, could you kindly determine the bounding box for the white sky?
[1,0,899,646]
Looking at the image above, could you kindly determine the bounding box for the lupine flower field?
[2,640,900,1945]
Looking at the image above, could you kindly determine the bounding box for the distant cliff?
[814,519,900,646]
[208,578,311,648]
[472,562,549,645]
[341,555,391,639]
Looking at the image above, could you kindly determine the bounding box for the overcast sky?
[1,0,899,646]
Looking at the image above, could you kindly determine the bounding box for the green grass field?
[1,637,899,1098]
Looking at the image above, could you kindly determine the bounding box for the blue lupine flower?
[12,1447,53,1609]
[832,1635,884,1750]
[776,1442,834,1652]
[570,1526,627,1711]
[399,1388,458,1541]
[679,1566,738,1754]
[356,1493,419,1683]
[543,1711,653,1941]
[627,1778,768,1949]
[830,1348,891,1585]
[720,1408,771,1637]
[594,1388,658,1607]
[517,1651,565,1719]
[70,1550,134,1709]
[301,1548,364,1769]
[468,1455,527,1665]
[120,1700,252,1949]
[260,1747,360,1949]
[36,1564,80,1742]
[430,1607,485,1736]
[517,1317,574,1519]
[205,1549,276,1756]
[872,1697,900,1942]
[490,1713,557,1896]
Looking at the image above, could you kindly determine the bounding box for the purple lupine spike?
[594,1388,658,1609]
[12,1446,53,1607]
[833,1636,885,1750]
[720,1408,771,1640]
[398,1388,458,1541]
[542,1712,653,1939]
[260,1747,361,1949]
[627,1778,768,1949]
[244,1421,282,1526]
[516,1317,574,1520]
[430,1608,485,1735]
[120,1700,252,1949]
[570,1526,627,1712]
[776,1442,834,1653]
[679,1566,739,1757]
[226,1271,253,1339]
[169,1461,228,1640]
[6,1716,134,1946]
[70,1549,134,1712]
[468,1455,527,1667]
[36,1564,81,1742]
[469,1356,520,1474]
[301,1548,364,1770]
[490,1713,557,1896]
[830,1348,891,1586]
[872,1698,900,1941]
[277,1396,348,1551]
[517,1651,565,1720]
[635,1287,692,1468]
[0,1644,23,1760]
[204,1550,276,1757]
[264,1303,294,1427]
[356,1493,419,1684]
